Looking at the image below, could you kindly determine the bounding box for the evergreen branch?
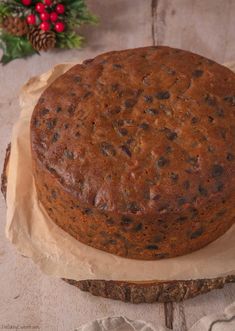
[0,0,98,63]
[56,31,84,49]
[65,0,98,27]
[64,10,98,29]
[0,3,11,20]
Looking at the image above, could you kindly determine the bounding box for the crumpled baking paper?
[75,316,157,331]
[5,62,235,282]
[75,302,235,331]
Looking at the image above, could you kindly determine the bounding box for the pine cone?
[28,27,56,52]
[3,16,28,36]
[51,0,61,5]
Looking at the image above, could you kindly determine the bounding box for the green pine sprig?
[0,0,98,64]
[0,3,11,21]
[65,0,98,28]
[56,31,84,49]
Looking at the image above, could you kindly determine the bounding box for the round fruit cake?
[31,46,235,260]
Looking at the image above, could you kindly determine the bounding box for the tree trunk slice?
[1,143,11,200]
[63,276,235,303]
[1,144,235,303]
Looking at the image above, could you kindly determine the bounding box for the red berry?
[40,11,50,21]
[36,2,45,13]
[21,0,32,5]
[26,14,36,25]
[50,12,58,22]
[55,21,65,33]
[40,21,50,31]
[56,4,65,14]
[44,0,51,4]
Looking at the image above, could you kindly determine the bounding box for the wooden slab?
[63,276,235,304]
[1,145,235,304]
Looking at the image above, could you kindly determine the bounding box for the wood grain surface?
[0,1,235,330]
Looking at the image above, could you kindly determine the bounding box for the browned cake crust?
[31,46,235,260]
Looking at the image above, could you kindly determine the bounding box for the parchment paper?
[5,62,235,282]
[76,302,235,331]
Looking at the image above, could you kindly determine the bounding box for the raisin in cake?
[31,46,235,260]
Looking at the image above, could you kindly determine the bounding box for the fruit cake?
[31,46,235,260]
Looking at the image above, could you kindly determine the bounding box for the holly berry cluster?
[0,0,97,64]
[24,0,65,33]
